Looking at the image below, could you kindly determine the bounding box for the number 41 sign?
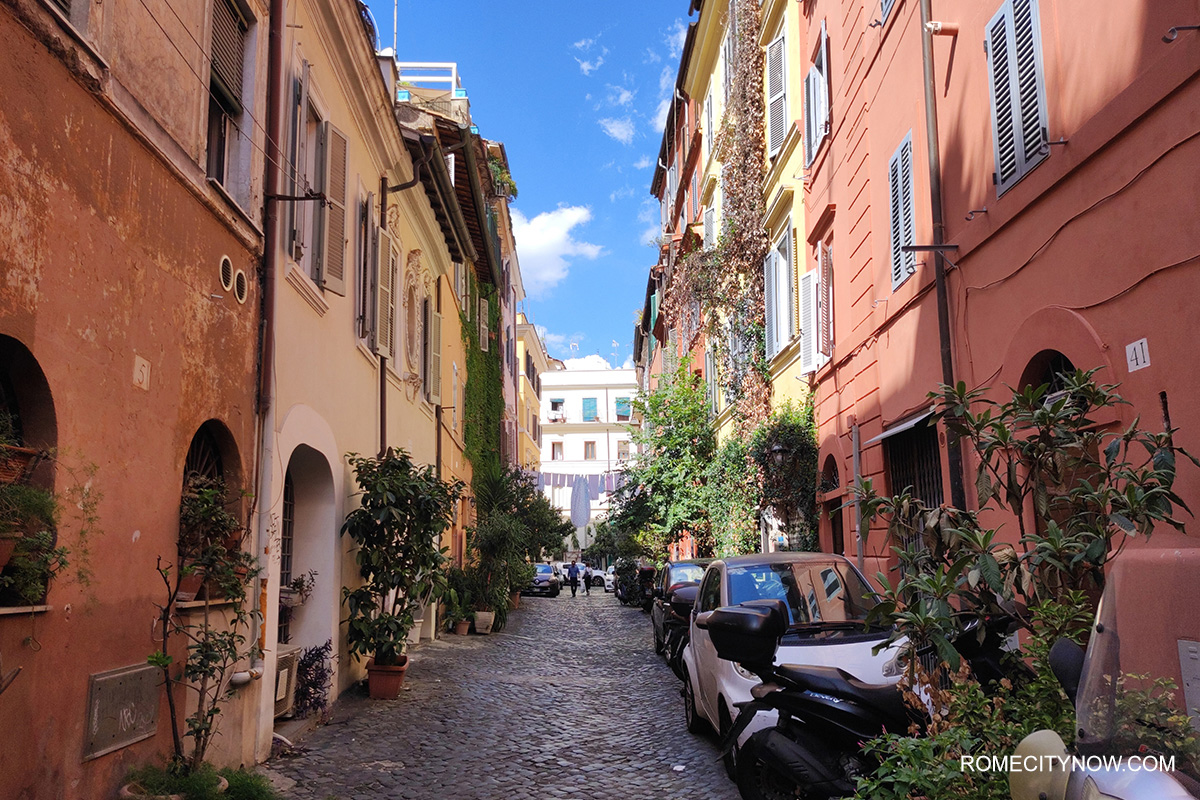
[1126,338,1150,373]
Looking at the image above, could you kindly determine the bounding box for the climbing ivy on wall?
[662,0,771,437]
[462,269,503,476]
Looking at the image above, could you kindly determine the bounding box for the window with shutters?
[478,297,490,352]
[356,192,376,341]
[286,65,347,294]
[986,0,1048,195]
[704,94,714,162]
[881,0,897,23]
[887,133,916,292]
[703,207,715,249]
[819,241,834,359]
[764,224,795,361]
[584,442,597,461]
[374,230,398,360]
[766,33,788,159]
[798,268,818,374]
[207,0,250,191]
[723,1,738,105]
[885,422,944,508]
[617,441,630,462]
[803,21,830,167]
[582,397,598,422]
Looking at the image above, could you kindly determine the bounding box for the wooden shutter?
[799,270,816,374]
[819,243,833,358]
[290,61,310,261]
[704,94,714,161]
[792,229,802,339]
[320,123,348,296]
[763,252,777,360]
[479,297,489,352]
[429,310,442,405]
[374,229,394,358]
[703,208,715,248]
[210,0,246,115]
[889,134,915,291]
[780,233,795,342]
[359,193,376,339]
[767,34,787,157]
[987,0,1047,195]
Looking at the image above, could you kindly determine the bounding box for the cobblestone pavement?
[263,591,741,800]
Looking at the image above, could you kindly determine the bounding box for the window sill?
[357,341,379,368]
[177,598,236,611]
[0,604,52,616]
[285,263,329,316]
[205,177,262,236]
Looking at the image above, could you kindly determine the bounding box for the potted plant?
[0,411,44,487]
[279,569,316,608]
[142,474,261,788]
[340,450,462,699]
[0,482,56,575]
[442,587,471,636]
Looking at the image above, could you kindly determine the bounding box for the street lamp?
[770,443,790,468]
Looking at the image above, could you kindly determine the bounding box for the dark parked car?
[651,559,712,654]
[523,563,560,597]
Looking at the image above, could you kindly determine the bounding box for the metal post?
[852,422,864,572]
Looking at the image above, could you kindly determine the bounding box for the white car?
[680,552,901,779]
[603,565,616,592]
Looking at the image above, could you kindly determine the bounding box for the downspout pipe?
[919,0,967,511]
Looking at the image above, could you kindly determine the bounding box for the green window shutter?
[582,397,598,421]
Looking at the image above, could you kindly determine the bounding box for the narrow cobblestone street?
[264,592,741,800]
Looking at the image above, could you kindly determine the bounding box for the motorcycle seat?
[775,664,908,726]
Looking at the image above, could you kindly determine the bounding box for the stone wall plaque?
[83,663,160,761]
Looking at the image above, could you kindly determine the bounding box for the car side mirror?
[695,610,713,630]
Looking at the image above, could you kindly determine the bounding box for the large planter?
[366,656,409,699]
[454,620,470,635]
[508,590,521,610]
[118,775,228,799]
[473,610,495,635]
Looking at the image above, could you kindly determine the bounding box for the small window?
[614,397,631,421]
[986,0,1049,194]
[885,420,944,509]
[550,399,564,412]
[617,441,630,462]
[551,442,563,461]
[584,442,596,460]
[207,0,248,187]
[803,21,830,167]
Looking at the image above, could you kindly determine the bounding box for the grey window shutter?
[987,0,1047,195]
[320,123,348,296]
[803,68,815,165]
[881,0,896,23]
[799,270,816,374]
[780,234,795,341]
[429,311,442,405]
[374,229,394,358]
[819,243,833,358]
[479,297,489,352]
[705,94,714,161]
[290,61,310,261]
[889,133,915,291]
[763,253,777,359]
[767,34,787,157]
[210,0,246,115]
[819,21,830,139]
[360,194,376,340]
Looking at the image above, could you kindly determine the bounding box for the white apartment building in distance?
[540,360,637,555]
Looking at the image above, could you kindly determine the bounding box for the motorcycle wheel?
[668,633,687,681]
[736,738,809,800]
[681,664,708,734]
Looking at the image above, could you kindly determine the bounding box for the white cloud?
[606,84,635,107]
[653,98,671,132]
[639,225,660,247]
[537,326,587,357]
[644,48,661,64]
[665,19,688,59]
[609,186,635,203]
[576,56,605,76]
[636,199,656,224]
[564,354,614,371]
[621,356,635,369]
[598,117,636,145]
[573,37,596,50]
[634,155,652,169]
[511,206,604,298]
[658,66,674,94]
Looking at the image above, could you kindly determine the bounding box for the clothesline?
[528,470,626,499]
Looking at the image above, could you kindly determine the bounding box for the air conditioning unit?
[274,644,302,719]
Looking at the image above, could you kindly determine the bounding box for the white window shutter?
[374,228,394,358]
[703,207,715,248]
[290,60,310,260]
[819,21,830,138]
[819,242,833,359]
[429,310,442,405]
[704,94,713,161]
[767,34,787,158]
[987,0,1048,195]
[320,122,348,296]
[803,69,815,166]
[763,253,777,360]
[780,234,795,342]
[882,0,896,21]
[799,270,816,374]
[888,134,915,291]
[479,297,489,352]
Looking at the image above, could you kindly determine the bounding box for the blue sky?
[365,1,690,368]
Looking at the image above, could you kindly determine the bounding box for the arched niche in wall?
[0,334,57,466]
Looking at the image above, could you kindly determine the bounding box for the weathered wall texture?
[0,5,262,797]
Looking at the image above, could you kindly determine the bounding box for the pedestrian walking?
[567,559,580,597]
[583,564,593,595]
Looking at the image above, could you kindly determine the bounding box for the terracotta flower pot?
[454,620,471,635]
[508,590,521,610]
[366,656,409,699]
[0,446,43,485]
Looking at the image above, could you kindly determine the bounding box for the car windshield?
[536,564,553,575]
[671,564,706,584]
[726,560,879,627]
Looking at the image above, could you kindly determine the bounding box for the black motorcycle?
[703,600,1024,800]
[660,582,699,680]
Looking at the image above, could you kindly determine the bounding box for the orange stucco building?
[805,0,1200,590]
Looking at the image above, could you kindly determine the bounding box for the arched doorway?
[276,445,335,655]
[820,455,843,557]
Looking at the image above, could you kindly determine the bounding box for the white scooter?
[1010,548,1200,800]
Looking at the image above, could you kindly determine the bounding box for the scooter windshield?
[1075,579,1120,754]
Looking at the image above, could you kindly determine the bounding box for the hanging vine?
[462,269,503,476]
[662,0,771,437]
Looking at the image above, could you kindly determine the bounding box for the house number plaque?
[83,663,160,760]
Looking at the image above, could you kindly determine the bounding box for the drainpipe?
[919,0,967,510]
[249,0,285,763]
[852,421,863,572]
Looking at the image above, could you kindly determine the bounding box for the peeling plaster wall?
[0,5,262,797]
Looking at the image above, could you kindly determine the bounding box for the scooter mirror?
[1048,638,1085,705]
